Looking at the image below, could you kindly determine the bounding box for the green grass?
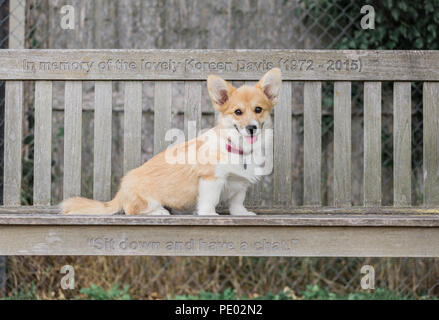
[2,284,436,300]
[173,285,436,300]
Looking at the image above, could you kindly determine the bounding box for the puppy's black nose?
[245,125,257,136]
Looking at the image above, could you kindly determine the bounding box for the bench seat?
[1,207,439,257]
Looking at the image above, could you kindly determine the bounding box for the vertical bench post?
[123,81,142,174]
[154,81,172,155]
[93,81,112,201]
[63,81,83,199]
[303,81,322,206]
[34,81,53,205]
[273,81,292,206]
[2,0,25,296]
[393,82,411,206]
[333,81,352,206]
[363,82,381,207]
[423,82,439,206]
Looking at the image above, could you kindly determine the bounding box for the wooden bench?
[1,49,439,257]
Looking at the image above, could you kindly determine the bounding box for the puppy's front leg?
[197,177,225,215]
[229,187,256,216]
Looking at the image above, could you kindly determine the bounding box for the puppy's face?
[207,68,281,144]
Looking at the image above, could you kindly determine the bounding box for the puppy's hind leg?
[139,198,171,216]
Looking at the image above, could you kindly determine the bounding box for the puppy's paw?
[197,211,219,216]
[230,209,257,216]
[152,208,171,216]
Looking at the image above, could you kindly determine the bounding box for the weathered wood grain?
[2,50,439,80]
[123,81,142,174]
[273,81,292,206]
[184,81,202,139]
[333,81,351,206]
[93,81,112,201]
[364,82,381,206]
[304,81,321,206]
[1,223,439,256]
[3,205,439,216]
[244,80,262,207]
[63,81,83,199]
[393,82,411,206]
[154,81,173,154]
[4,81,23,206]
[34,81,53,205]
[423,82,439,206]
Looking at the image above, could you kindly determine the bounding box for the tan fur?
[61,69,281,215]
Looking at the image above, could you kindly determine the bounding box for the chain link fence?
[0,0,438,299]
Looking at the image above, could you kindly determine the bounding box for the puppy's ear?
[256,68,282,105]
[207,75,235,111]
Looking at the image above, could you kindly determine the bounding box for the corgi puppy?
[61,68,281,216]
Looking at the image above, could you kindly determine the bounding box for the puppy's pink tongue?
[245,136,258,144]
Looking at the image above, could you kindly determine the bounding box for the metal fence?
[0,0,438,299]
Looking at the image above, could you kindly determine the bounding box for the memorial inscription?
[86,237,300,254]
[22,56,363,74]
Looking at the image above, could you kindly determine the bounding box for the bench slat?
[93,81,112,201]
[364,82,382,206]
[334,81,352,206]
[154,81,172,154]
[184,81,202,139]
[304,81,322,206]
[423,82,439,206]
[393,82,411,206]
[2,221,439,256]
[273,81,292,206]
[4,81,23,206]
[123,81,142,174]
[34,81,52,205]
[63,81,83,199]
[244,81,261,207]
[4,50,439,81]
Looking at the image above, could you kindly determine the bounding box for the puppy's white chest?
[216,153,264,184]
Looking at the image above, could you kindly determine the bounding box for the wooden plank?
[123,81,142,174]
[93,81,112,201]
[304,81,321,206]
[63,81,82,199]
[1,224,439,256]
[393,82,411,206]
[183,81,201,139]
[273,81,292,206]
[244,80,261,206]
[423,82,439,206]
[33,81,52,205]
[153,81,172,154]
[333,81,351,206]
[2,50,439,81]
[363,82,381,206]
[3,205,439,216]
[3,81,23,205]
[2,213,439,226]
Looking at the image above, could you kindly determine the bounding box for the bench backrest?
[1,49,439,209]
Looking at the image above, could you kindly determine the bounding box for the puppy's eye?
[254,106,262,113]
[234,109,242,116]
